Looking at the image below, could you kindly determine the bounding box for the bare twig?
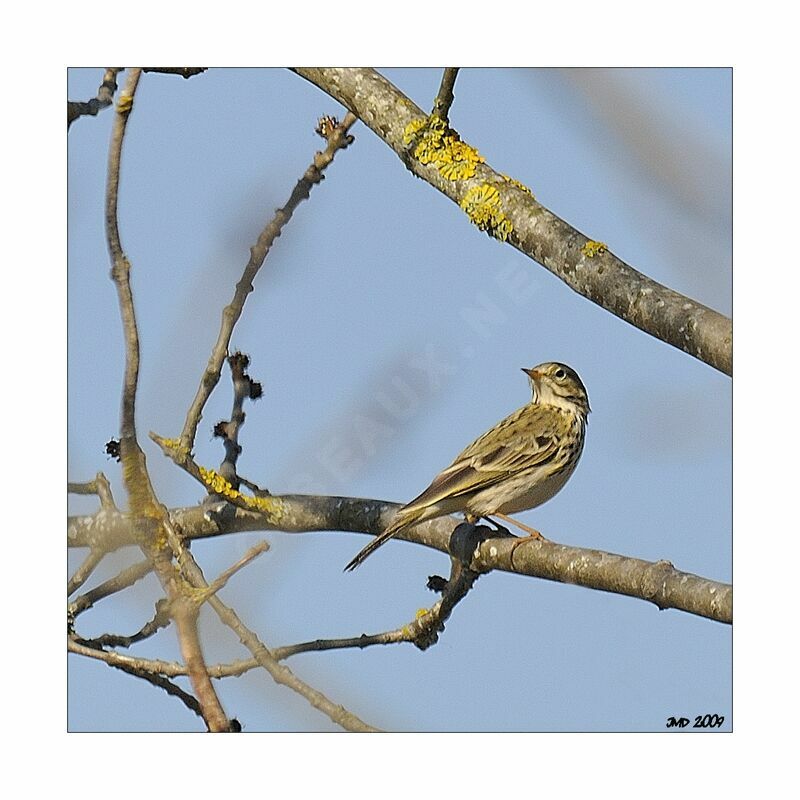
[179,113,358,450]
[279,524,486,655]
[74,599,171,648]
[67,549,105,596]
[67,68,122,128]
[69,472,117,509]
[432,68,459,124]
[202,588,381,732]
[68,638,205,723]
[68,494,732,624]
[292,68,732,376]
[107,498,377,731]
[69,558,153,618]
[214,352,263,489]
[204,541,270,599]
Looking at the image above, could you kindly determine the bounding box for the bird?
[344,361,590,571]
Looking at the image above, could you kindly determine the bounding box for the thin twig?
[67,68,122,128]
[69,472,117,509]
[74,599,171,649]
[203,589,381,732]
[108,499,378,730]
[69,558,154,618]
[204,541,270,599]
[68,638,205,723]
[93,473,117,509]
[215,352,262,490]
[67,549,105,596]
[179,113,358,451]
[276,530,483,656]
[432,68,459,124]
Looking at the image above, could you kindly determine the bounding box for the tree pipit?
[345,362,590,570]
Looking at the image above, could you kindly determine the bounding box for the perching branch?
[292,68,732,376]
[68,494,732,625]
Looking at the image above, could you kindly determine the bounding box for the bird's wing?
[400,404,562,514]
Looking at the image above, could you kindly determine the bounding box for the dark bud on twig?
[427,575,448,593]
[227,351,250,372]
[213,421,231,439]
[105,439,121,461]
[248,380,263,400]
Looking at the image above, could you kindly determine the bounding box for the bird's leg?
[495,512,547,542]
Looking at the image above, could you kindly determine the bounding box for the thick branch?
[292,68,732,376]
[68,495,731,624]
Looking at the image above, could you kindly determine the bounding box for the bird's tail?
[343,506,425,571]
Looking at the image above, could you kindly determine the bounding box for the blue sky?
[68,68,731,732]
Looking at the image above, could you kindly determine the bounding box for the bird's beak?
[522,367,541,380]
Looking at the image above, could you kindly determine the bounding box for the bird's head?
[522,362,591,418]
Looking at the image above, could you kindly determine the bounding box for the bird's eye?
[554,368,566,380]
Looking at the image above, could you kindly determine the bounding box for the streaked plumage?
[344,362,590,570]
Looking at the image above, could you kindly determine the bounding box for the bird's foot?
[495,512,548,541]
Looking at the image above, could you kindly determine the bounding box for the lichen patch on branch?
[403,115,485,181]
[459,184,514,242]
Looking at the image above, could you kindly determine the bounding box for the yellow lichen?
[403,115,484,181]
[415,608,430,619]
[156,436,190,457]
[501,173,534,197]
[402,116,430,144]
[197,466,282,517]
[460,184,514,242]
[581,240,608,258]
[117,93,134,114]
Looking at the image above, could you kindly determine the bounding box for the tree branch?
[292,68,732,376]
[104,69,231,732]
[432,68,459,124]
[179,113,358,451]
[67,68,122,128]
[68,494,732,624]
[68,639,206,723]
[141,67,206,79]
